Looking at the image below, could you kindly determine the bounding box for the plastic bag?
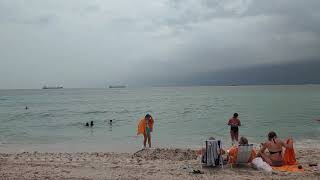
[252,157,272,173]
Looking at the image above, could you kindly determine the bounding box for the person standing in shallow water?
[137,114,154,148]
[228,113,241,145]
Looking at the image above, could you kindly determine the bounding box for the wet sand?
[0,148,319,179]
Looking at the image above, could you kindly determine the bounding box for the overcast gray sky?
[1,0,320,89]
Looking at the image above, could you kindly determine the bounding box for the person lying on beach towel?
[228,137,256,164]
[258,131,293,167]
[137,114,154,148]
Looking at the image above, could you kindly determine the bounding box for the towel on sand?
[137,117,154,135]
[273,139,303,172]
[283,139,296,165]
[272,165,304,172]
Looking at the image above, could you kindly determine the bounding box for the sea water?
[0,85,319,152]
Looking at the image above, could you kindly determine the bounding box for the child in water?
[137,114,154,148]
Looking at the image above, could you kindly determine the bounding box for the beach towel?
[283,139,296,165]
[137,117,154,135]
[272,165,304,172]
[272,139,303,172]
[206,140,222,167]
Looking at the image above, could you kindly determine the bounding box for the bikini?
[146,120,151,135]
[269,138,284,167]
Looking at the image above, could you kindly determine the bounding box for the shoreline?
[1,147,319,179]
[1,138,319,154]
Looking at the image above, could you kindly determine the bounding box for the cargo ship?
[42,85,63,89]
[108,85,126,88]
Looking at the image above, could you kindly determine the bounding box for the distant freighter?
[42,85,63,89]
[109,85,126,88]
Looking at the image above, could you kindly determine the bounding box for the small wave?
[39,113,55,118]
[8,112,33,121]
[82,110,108,114]
[182,110,192,115]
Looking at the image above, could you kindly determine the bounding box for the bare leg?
[147,133,151,148]
[235,131,239,142]
[230,131,235,144]
[143,133,147,148]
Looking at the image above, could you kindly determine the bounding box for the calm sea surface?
[0,85,319,152]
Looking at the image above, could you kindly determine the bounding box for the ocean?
[0,85,319,152]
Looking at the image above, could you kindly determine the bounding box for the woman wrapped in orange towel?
[137,114,154,148]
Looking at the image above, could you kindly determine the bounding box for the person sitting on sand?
[228,113,241,145]
[228,136,256,164]
[258,131,293,167]
[137,114,154,148]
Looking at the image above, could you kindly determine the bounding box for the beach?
[1,87,320,179]
[1,147,319,180]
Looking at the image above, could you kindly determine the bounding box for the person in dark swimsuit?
[258,131,293,167]
[227,113,241,145]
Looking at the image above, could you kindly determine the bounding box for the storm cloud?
[0,0,319,88]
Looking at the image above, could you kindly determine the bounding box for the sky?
[0,0,320,89]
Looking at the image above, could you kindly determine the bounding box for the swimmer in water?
[90,121,94,127]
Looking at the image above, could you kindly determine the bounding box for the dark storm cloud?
[0,0,319,88]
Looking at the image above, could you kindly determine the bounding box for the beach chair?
[230,144,254,168]
[200,139,224,168]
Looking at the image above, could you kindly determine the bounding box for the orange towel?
[272,165,304,172]
[272,139,303,172]
[283,139,297,165]
[137,117,154,135]
[228,146,256,164]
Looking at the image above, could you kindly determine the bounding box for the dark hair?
[239,137,248,145]
[233,113,238,118]
[145,114,151,119]
[268,131,277,141]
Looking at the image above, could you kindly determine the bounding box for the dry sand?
[0,148,319,180]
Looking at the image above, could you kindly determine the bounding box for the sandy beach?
[0,148,319,180]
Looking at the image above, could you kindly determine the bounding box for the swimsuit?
[272,160,284,167]
[146,126,150,135]
[269,150,282,155]
[230,126,239,133]
[146,120,151,135]
[269,138,283,166]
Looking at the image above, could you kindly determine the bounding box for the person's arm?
[238,119,241,126]
[227,119,231,125]
[281,138,293,149]
[220,148,226,155]
[259,142,267,154]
